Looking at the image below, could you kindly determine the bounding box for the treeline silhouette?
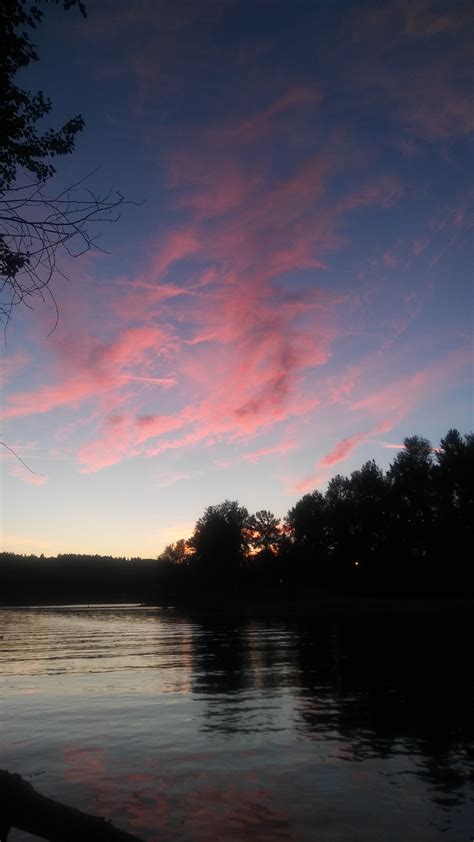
[1,429,472,605]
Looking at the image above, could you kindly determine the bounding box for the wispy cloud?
[2,2,471,509]
[242,438,297,464]
[318,431,368,469]
[368,439,404,451]
[292,344,471,493]
[3,326,173,420]
[156,471,199,488]
[8,463,47,486]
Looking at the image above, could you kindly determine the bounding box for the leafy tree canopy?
[190,500,250,581]
[0,0,86,194]
[247,510,281,556]
[1,1,129,326]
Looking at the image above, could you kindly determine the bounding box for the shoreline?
[1,595,473,617]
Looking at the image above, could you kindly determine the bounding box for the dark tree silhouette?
[436,429,474,513]
[157,539,190,566]
[247,510,281,556]
[0,0,129,326]
[154,539,193,598]
[347,460,388,584]
[434,429,474,590]
[190,500,250,590]
[244,509,281,592]
[387,436,435,589]
[285,490,327,585]
[1,429,473,604]
[324,474,355,585]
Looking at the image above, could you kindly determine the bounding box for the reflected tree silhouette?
[292,616,474,829]
[191,620,250,693]
[2,607,473,839]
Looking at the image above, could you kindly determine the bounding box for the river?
[1,605,472,841]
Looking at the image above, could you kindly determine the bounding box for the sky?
[1,0,473,558]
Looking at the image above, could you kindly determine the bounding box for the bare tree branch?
[0,441,45,477]
[0,171,140,330]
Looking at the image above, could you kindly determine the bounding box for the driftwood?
[0,770,145,842]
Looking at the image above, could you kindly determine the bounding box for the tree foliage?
[190,500,250,587]
[247,510,281,556]
[1,429,473,603]
[0,0,86,193]
[0,0,129,326]
[157,539,190,567]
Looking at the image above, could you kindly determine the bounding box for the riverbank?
[2,594,473,616]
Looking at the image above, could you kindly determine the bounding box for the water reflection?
[56,742,295,842]
[188,620,297,736]
[185,613,474,825]
[295,618,473,739]
[1,608,473,841]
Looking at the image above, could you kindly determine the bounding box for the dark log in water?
[0,770,144,842]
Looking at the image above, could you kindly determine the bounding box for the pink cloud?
[76,414,135,473]
[374,440,404,450]
[2,140,409,473]
[243,438,297,463]
[9,463,47,486]
[5,63,454,488]
[3,376,101,419]
[264,87,322,117]
[349,370,431,427]
[383,250,398,267]
[292,343,471,493]
[169,157,262,219]
[231,87,322,144]
[347,347,471,436]
[80,149,354,467]
[325,364,365,405]
[412,237,429,255]
[403,79,474,141]
[109,281,184,323]
[77,412,186,473]
[292,421,392,493]
[318,431,368,469]
[0,351,29,386]
[293,473,328,495]
[150,228,200,276]
[337,176,403,214]
[156,471,197,488]
[404,4,472,39]
[3,326,172,420]
[347,2,473,143]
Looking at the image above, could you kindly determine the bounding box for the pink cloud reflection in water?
[61,743,294,842]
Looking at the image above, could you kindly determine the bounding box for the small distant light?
[354,561,359,566]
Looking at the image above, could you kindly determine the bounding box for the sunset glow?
[1,0,472,557]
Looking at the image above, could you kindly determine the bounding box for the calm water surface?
[1,606,473,841]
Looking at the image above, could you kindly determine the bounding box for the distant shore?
[2,595,473,617]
